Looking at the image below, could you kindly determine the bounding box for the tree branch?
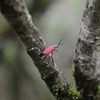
[0,0,80,100]
[73,0,100,99]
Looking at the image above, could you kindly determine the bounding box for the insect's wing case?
[42,46,55,55]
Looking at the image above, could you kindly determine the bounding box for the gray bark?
[1,0,100,100]
[0,0,75,100]
[73,0,100,99]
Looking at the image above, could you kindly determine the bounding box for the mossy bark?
[73,0,100,99]
[1,0,100,99]
[0,0,80,100]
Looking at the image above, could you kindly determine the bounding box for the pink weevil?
[42,39,63,55]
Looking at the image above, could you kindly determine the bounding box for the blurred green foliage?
[2,41,17,63]
[0,17,10,34]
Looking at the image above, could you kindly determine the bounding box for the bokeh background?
[0,0,85,100]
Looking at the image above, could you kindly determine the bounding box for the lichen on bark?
[0,0,80,100]
[73,0,100,99]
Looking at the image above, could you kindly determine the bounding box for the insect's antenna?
[57,39,63,48]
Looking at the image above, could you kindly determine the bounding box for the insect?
[42,39,63,55]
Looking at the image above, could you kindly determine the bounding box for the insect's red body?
[42,39,63,55]
[42,46,55,55]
